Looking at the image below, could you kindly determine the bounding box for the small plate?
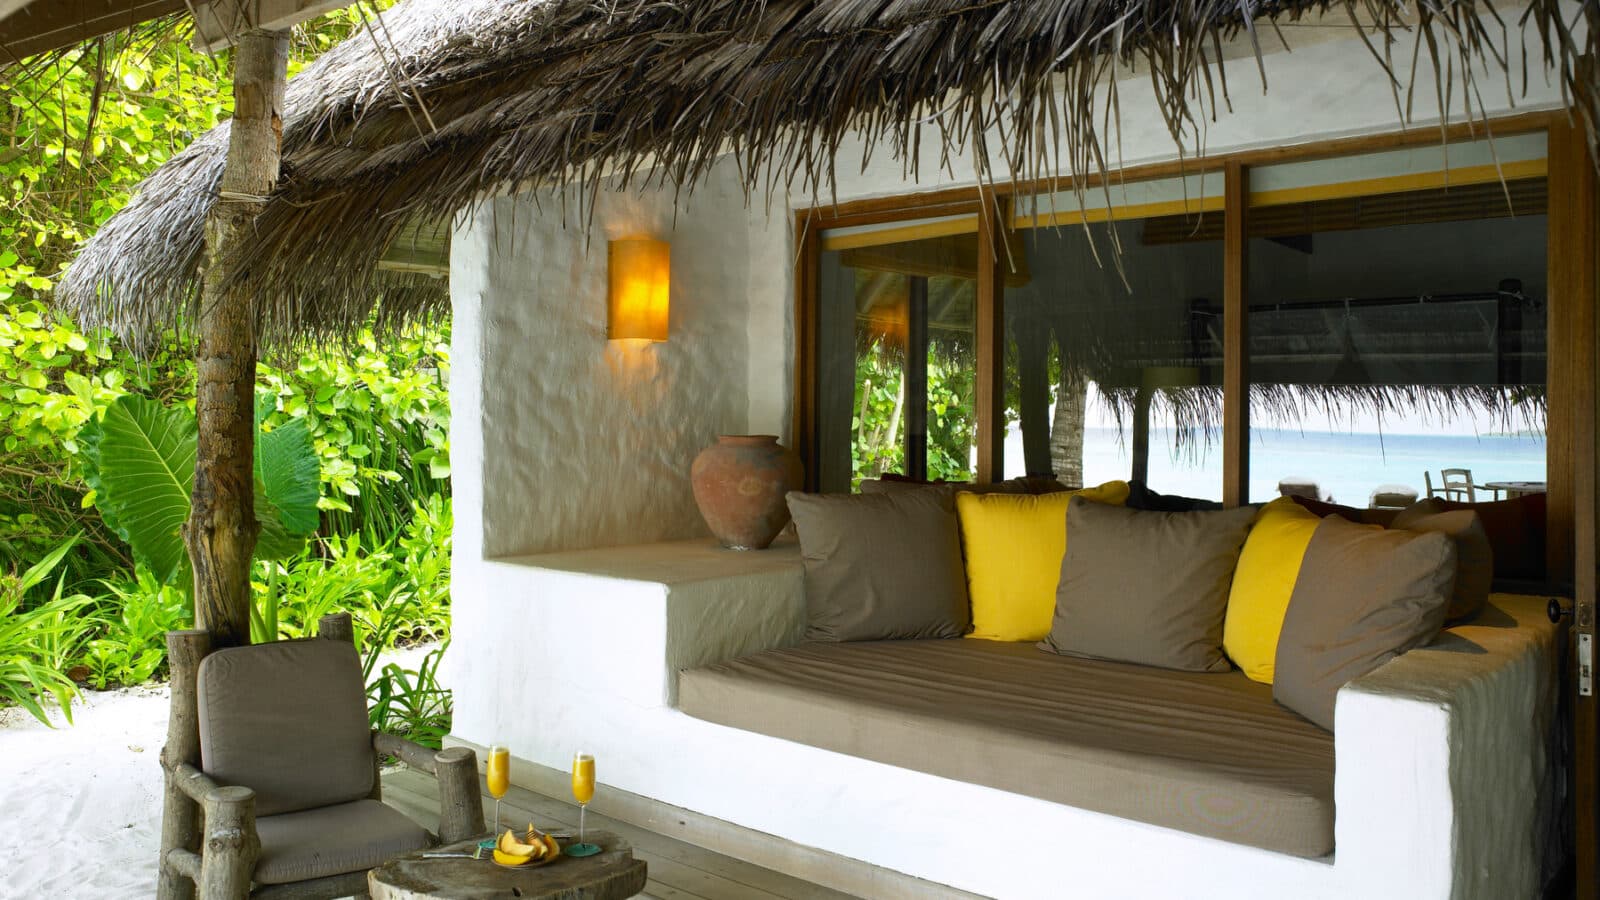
[493,853,557,869]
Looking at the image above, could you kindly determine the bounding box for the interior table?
[1482,480,1547,500]
[368,830,647,900]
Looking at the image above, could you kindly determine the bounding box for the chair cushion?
[197,638,374,816]
[255,799,431,884]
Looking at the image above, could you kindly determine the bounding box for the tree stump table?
[368,831,647,900]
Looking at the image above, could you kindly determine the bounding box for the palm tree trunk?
[1050,368,1087,488]
[184,30,287,648]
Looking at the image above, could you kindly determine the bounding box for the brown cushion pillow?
[1414,493,1546,581]
[1290,494,1402,527]
[1041,498,1257,672]
[197,639,375,816]
[786,488,970,641]
[1390,503,1493,623]
[1273,516,1455,731]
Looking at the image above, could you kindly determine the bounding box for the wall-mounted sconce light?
[607,238,670,341]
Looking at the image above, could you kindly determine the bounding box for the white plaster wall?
[802,5,1577,209]
[453,163,790,560]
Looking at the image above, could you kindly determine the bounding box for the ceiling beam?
[0,0,354,62]
[0,1,188,62]
[190,0,354,52]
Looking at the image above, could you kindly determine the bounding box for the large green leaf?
[79,394,197,585]
[254,410,320,559]
[81,393,322,586]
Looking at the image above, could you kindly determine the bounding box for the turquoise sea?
[1010,427,1546,506]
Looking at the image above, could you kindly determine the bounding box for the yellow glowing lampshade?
[607,238,670,341]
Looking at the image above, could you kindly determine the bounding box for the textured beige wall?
[452,162,790,559]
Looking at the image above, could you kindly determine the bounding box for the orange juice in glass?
[487,745,511,836]
[569,752,600,856]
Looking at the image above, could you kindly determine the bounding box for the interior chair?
[1439,467,1479,502]
[155,614,484,899]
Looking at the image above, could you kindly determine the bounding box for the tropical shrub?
[0,538,102,724]
[82,567,190,690]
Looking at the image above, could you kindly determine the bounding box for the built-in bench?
[447,539,1563,900]
[680,637,1335,857]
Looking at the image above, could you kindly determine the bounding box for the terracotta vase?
[690,435,803,550]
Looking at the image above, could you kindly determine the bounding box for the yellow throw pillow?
[1223,497,1321,683]
[957,481,1130,642]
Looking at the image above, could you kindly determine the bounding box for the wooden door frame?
[1549,116,1599,899]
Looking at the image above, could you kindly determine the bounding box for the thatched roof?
[57,0,1599,345]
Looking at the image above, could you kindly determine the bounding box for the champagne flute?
[486,745,511,837]
[568,752,601,857]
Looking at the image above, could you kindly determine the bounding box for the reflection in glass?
[817,232,977,491]
[1245,177,1548,507]
[1004,209,1226,500]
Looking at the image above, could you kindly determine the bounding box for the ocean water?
[1009,427,1546,505]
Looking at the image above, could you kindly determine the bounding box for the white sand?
[0,685,169,899]
[0,643,440,899]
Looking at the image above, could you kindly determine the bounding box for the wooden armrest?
[172,763,223,804]
[371,734,485,842]
[374,732,440,775]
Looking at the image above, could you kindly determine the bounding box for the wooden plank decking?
[380,767,863,900]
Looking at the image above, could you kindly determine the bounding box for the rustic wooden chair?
[155,614,484,900]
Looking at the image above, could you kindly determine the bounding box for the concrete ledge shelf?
[454,538,804,709]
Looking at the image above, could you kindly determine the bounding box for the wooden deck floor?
[381,767,862,900]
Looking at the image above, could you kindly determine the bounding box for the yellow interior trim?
[1013,195,1225,230]
[820,216,981,251]
[1248,158,1548,208]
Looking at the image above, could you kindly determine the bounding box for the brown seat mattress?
[678,639,1335,857]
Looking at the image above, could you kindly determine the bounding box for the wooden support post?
[198,786,259,900]
[185,28,288,649]
[906,276,929,481]
[1131,387,1153,486]
[317,612,355,644]
[1223,161,1250,508]
[974,191,1007,483]
[434,747,486,843]
[158,629,213,900]
[1016,322,1052,477]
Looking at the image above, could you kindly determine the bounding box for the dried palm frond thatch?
[55,0,1600,347]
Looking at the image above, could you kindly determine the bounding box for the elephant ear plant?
[79,393,321,641]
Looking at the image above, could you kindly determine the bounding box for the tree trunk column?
[185,29,288,648]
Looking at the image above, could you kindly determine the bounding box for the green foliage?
[368,645,451,749]
[83,567,189,690]
[77,393,322,588]
[0,0,443,732]
[0,537,102,724]
[851,341,977,485]
[0,1,397,307]
[257,330,451,546]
